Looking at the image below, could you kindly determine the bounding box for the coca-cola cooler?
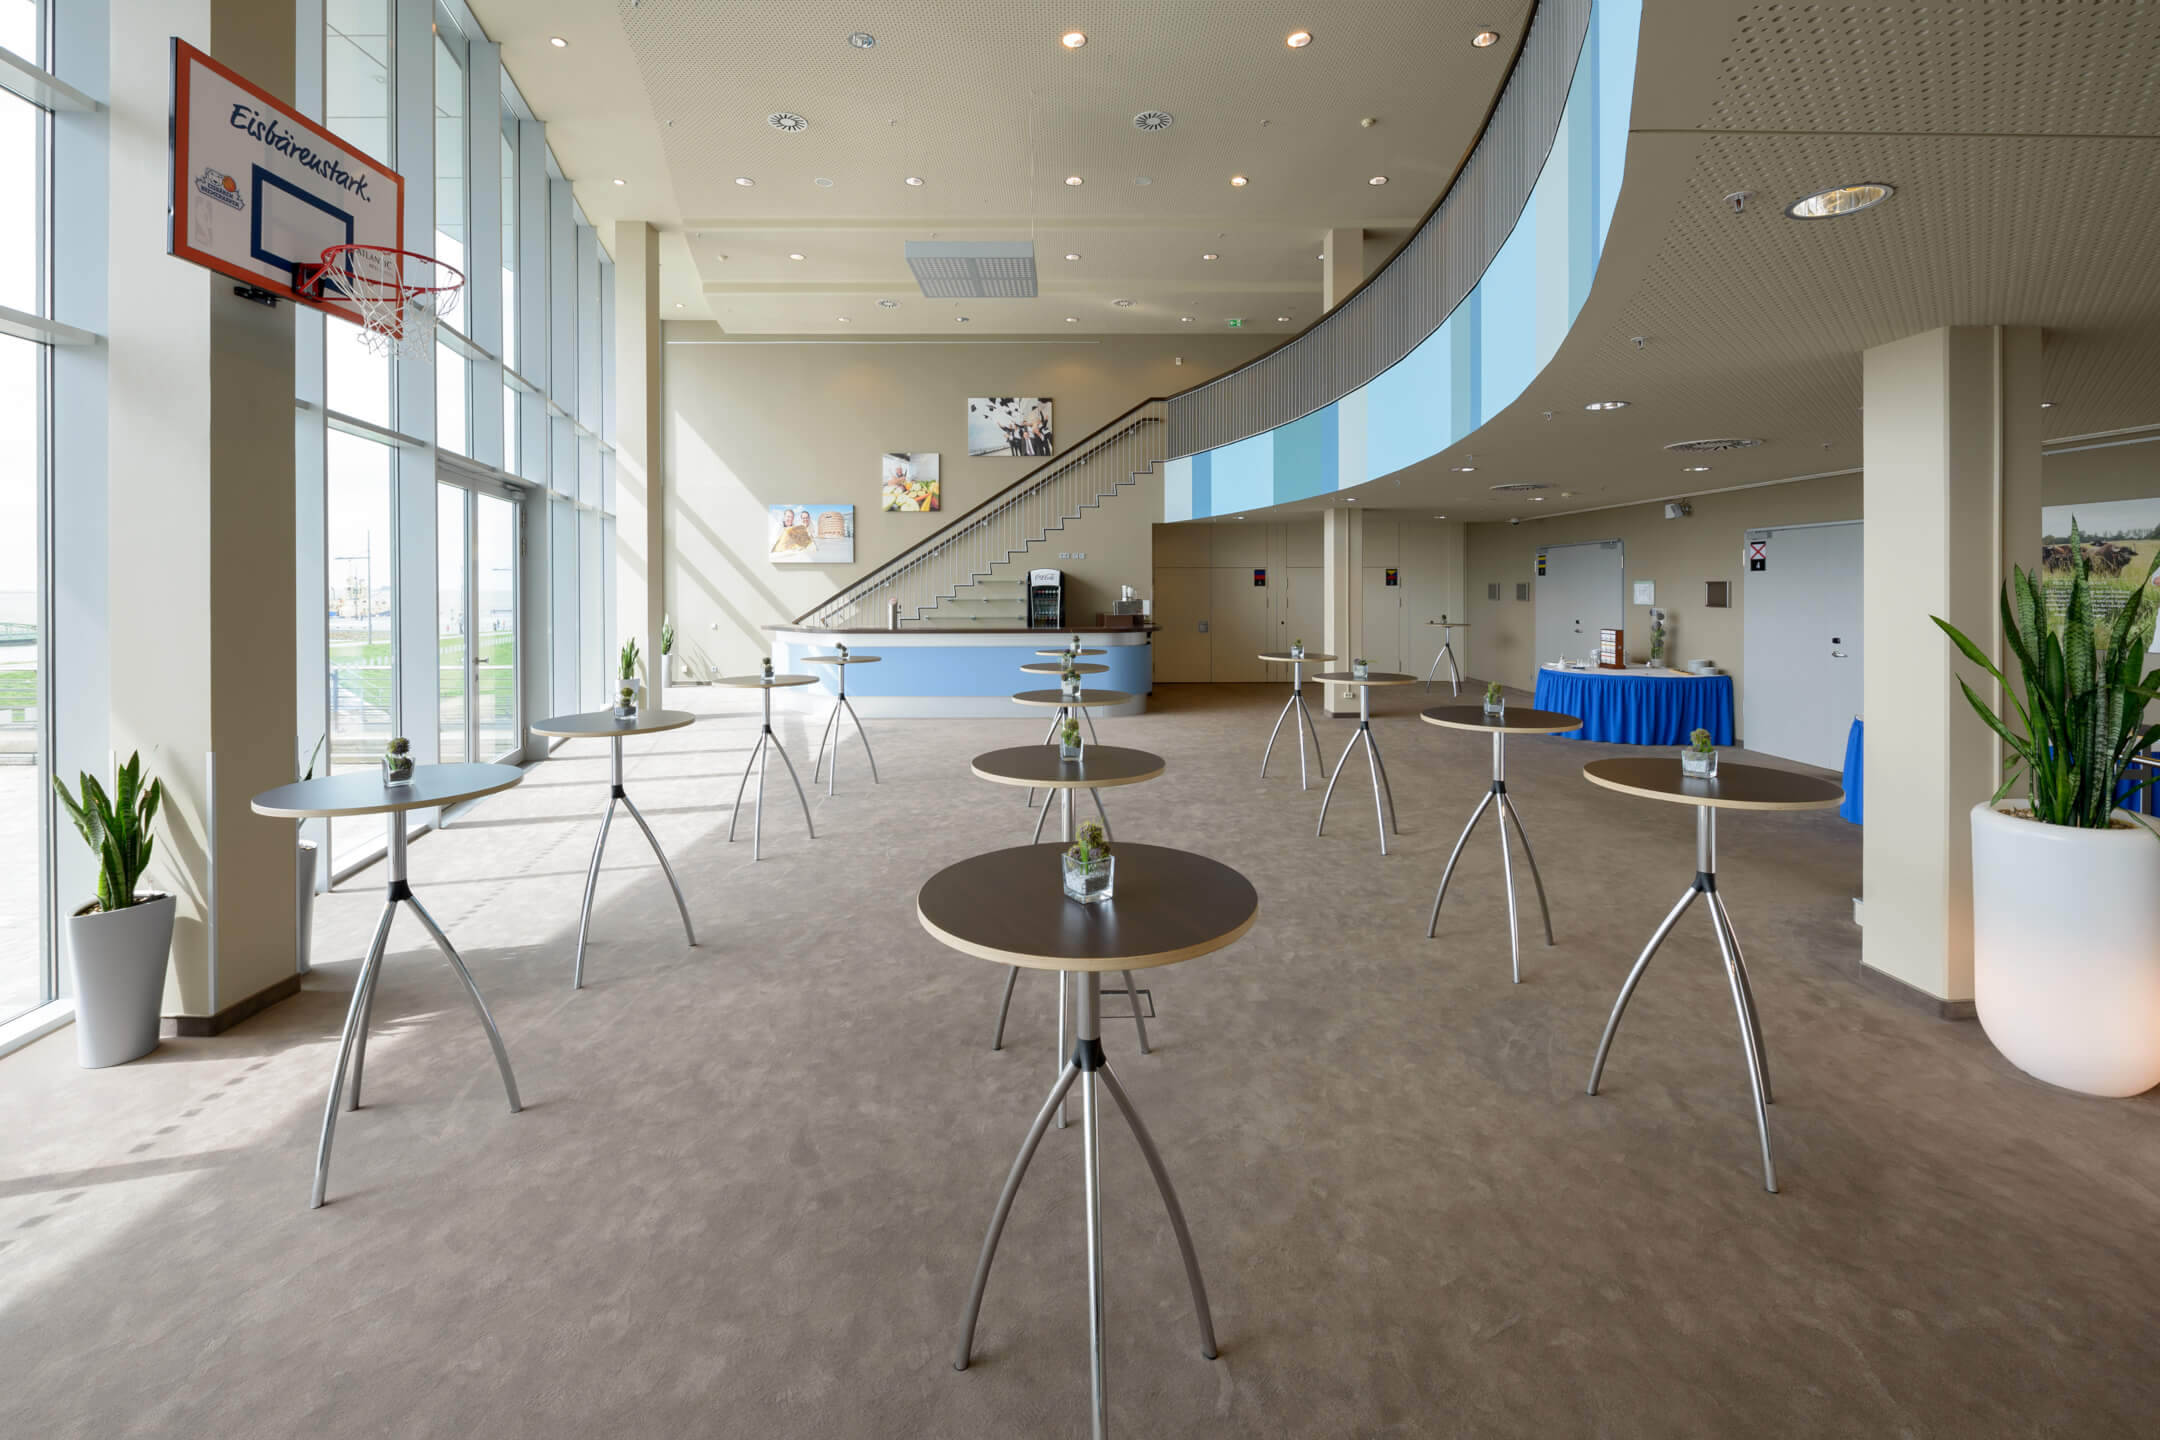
[1027,568,1063,628]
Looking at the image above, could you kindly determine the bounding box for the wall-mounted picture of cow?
[967,397,1054,458]
[2040,498,2160,650]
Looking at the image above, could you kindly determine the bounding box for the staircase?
[794,403,1164,630]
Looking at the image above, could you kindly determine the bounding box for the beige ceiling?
[1292,0,2160,525]
[469,0,1532,332]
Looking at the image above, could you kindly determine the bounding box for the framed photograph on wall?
[967,397,1054,458]
[880,452,941,512]
[769,504,854,564]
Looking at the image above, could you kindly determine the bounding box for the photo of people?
[967,397,1054,458]
[880,452,941,512]
[768,504,854,564]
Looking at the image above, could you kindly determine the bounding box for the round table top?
[530,707,697,739]
[800,654,882,666]
[1258,651,1337,664]
[970,745,1166,790]
[918,843,1258,973]
[1420,705,1582,736]
[1311,670,1418,687]
[251,762,524,819]
[1426,620,1470,628]
[1037,648,1107,657]
[1019,660,1109,675]
[1582,757,1844,811]
[714,673,820,689]
[1012,688,1135,708]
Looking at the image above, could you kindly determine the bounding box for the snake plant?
[54,752,164,912]
[1934,519,2160,829]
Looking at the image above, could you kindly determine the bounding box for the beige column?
[1322,506,1365,715]
[1322,227,1366,312]
[613,221,667,680]
[107,0,298,1025]
[1861,325,2042,1008]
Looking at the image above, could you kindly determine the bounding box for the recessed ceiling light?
[1064,175,1084,186]
[1583,400,1629,410]
[673,302,683,309]
[1532,495,1546,501]
[734,176,755,187]
[877,299,898,308]
[905,175,925,186]
[1683,465,1712,472]
[548,36,567,48]
[1367,175,1389,186]
[1112,299,1135,307]
[1064,316,1078,323]
[1286,30,1313,48]
[1065,252,1082,261]
[766,112,809,133]
[1132,176,1152,187]
[1785,182,1893,219]
[849,31,876,48]
[813,177,834,188]
[955,315,971,323]
[788,252,806,261]
[835,316,850,323]
[1276,315,1291,322]
[1062,30,1087,49]
[1179,316,1194,323]
[1451,465,1476,472]
[1202,252,1218,261]
[1471,29,1501,47]
[1230,174,1249,187]
[611,177,626,186]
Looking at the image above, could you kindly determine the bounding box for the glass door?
[436,469,521,766]
[437,483,468,763]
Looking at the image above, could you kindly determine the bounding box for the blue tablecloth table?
[1532,666,1735,747]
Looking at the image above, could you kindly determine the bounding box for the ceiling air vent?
[904,241,1038,299]
[1488,482,1553,493]
[1133,110,1175,132]
[766,112,809,133]
[1664,437,1763,453]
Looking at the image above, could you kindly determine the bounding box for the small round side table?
[1311,670,1417,853]
[801,653,882,793]
[717,672,820,859]
[1256,650,1336,789]
[1580,756,1843,1193]
[1424,620,1471,694]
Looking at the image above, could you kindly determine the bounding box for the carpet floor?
[3,680,2156,1439]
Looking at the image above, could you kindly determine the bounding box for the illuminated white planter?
[1970,803,2160,1097]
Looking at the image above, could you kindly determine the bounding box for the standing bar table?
[801,653,882,793]
[251,763,526,1209]
[1018,667,1111,805]
[1312,670,1417,854]
[1037,647,1107,658]
[719,672,820,859]
[1421,706,1580,981]
[969,745,1166,1097]
[920,842,1256,1440]
[1012,686,1128,747]
[530,707,699,990]
[1424,620,1470,694]
[1580,757,1842,1192]
[1257,650,1335,789]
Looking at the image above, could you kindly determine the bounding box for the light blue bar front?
[771,630,1154,719]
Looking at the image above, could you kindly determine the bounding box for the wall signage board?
[1385,568,1398,586]
[1749,540,1768,571]
[1252,568,1266,586]
[1536,551,1548,576]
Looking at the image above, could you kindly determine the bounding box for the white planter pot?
[1970,803,2160,1097]
[64,893,175,1069]
[296,839,319,974]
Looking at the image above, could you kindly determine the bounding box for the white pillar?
[1322,507,1364,715]
[1861,325,2042,1008]
[612,221,666,682]
[1322,227,1366,312]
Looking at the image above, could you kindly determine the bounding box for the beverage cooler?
[1027,568,1063,629]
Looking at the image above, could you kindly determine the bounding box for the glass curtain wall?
[0,2,53,1028]
[301,0,617,883]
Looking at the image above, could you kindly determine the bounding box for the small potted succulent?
[383,736,415,786]
[1648,608,1667,667]
[615,684,638,719]
[761,656,775,681]
[1483,680,1505,719]
[1290,637,1305,660]
[1060,660,1083,699]
[1059,715,1083,762]
[1352,657,1370,679]
[836,642,849,661]
[1063,818,1115,905]
[619,636,643,704]
[1682,726,1718,778]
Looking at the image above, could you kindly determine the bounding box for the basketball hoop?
[296,244,465,359]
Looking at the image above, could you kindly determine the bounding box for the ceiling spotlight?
[673,302,683,309]
[1180,316,1194,323]
[734,176,755,187]
[955,315,971,323]
[2041,400,2055,409]
[849,31,876,48]
[1451,466,1476,473]
[1065,316,1078,323]
[611,177,626,186]
[1061,30,1087,49]
[1532,495,1546,502]
[1202,252,1219,261]
[1064,174,1084,186]
[1583,400,1629,410]
[1230,174,1249,187]
[813,177,834,188]
[1682,465,1711,472]
[905,175,925,186]
[788,252,806,261]
[1785,182,1894,219]
[835,316,851,323]
[1367,175,1389,186]
[1112,299,1135,307]
[548,36,567,48]
[1065,252,1082,261]
[766,112,809,133]
[1286,30,1313,48]
[876,299,898,308]
[1471,29,1501,47]
[1276,315,1291,322]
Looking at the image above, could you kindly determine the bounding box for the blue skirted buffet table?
[1531,665,1735,747]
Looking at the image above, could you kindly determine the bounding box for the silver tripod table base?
[1312,672,1414,854]
[806,654,882,794]
[1258,654,1329,789]
[724,677,818,860]
[1425,725,1558,982]
[573,733,697,989]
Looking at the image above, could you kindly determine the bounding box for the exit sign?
[1226,318,1244,328]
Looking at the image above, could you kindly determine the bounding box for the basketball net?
[315,246,465,359]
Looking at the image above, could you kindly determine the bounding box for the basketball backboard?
[168,39,403,325]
